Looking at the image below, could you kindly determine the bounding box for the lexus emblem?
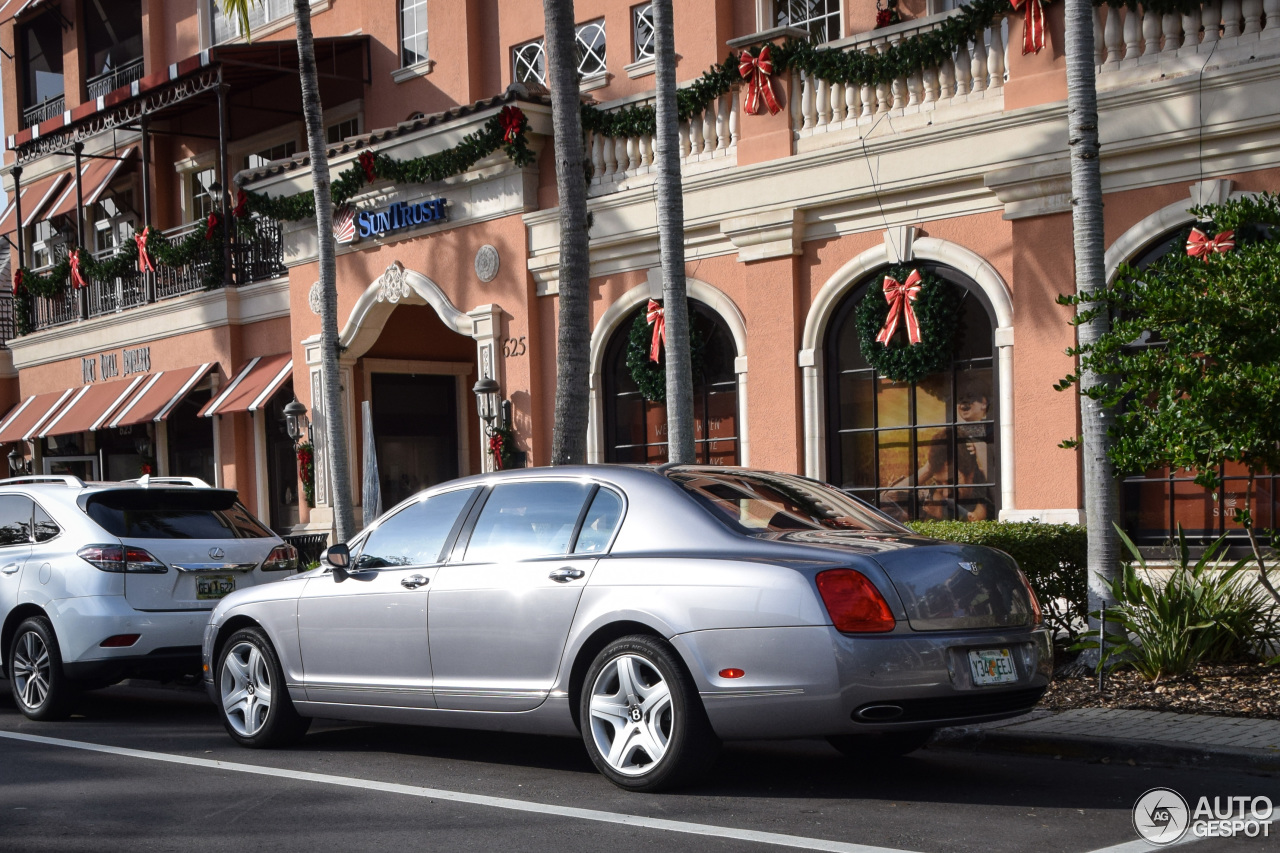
[209,547,225,560]
[959,560,982,575]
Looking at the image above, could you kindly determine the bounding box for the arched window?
[1119,229,1279,548]
[825,264,997,522]
[603,301,739,465]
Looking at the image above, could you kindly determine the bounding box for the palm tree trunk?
[651,0,694,465]
[543,0,591,465]
[294,0,356,541]
[1065,0,1118,660]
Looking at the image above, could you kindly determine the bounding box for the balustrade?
[1094,0,1278,68]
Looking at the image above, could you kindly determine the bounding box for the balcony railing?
[21,94,65,130]
[86,58,146,100]
[1094,1,1278,75]
[0,295,15,349]
[21,218,286,335]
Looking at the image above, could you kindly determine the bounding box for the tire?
[7,616,76,721]
[215,627,310,748]
[827,728,934,761]
[579,635,719,792]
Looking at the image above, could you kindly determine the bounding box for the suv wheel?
[8,616,76,721]
[580,635,719,792]
[216,627,310,748]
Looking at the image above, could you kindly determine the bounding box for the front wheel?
[216,627,310,748]
[8,616,76,721]
[827,728,935,761]
[580,635,719,792]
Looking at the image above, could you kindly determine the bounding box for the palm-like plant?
[217,0,356,541]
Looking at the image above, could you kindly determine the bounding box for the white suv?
[0,475,297,720]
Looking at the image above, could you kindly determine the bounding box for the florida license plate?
[968,648,1017,686]
[196,575,236,600]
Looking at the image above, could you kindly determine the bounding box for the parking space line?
[0,730,914,853]
[1084,837,1202,853]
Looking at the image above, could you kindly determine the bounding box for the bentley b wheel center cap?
[629,705,643,723]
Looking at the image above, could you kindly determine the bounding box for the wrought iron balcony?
[21,95,65,130]
[86,58,147,100]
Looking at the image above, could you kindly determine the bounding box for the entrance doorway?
[370,372,459,508]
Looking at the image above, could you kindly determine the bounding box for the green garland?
[625,301,706,403]
[854,265,961,383]
[242,109,535,222]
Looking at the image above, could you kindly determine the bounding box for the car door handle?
[548,567,585,583]
[0,563,18,575]
[400,574,429,589]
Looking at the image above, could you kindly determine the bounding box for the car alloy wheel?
[588,653,674,776]
[7,616,75,721]
[13,629,51,711]
[215,627,310,748]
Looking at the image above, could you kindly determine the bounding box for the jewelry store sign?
[82,346,151,384]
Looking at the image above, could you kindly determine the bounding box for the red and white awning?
[199,355,293,417]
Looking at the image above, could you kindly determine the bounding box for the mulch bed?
[1042,662,1280,720]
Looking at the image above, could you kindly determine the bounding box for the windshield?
[668,469,909,535]
[84,489,274,539]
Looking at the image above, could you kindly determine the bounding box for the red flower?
[875,8,892,27]
[499,106,524,145]
[358,150,377,183]
[140,464,153,476]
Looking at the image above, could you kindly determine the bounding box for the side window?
[464,482,594,562]
[356,488,476,570]
[33,503,59,542]
[574,489,624,554]
[0,496,33,547]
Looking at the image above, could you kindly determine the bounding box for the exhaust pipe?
[853,704,904,722]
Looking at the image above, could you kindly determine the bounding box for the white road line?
[1084,835,1203,853]
[0,730,912,853]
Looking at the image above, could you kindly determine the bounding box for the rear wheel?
[827,728,934,761]
[580,635,719,792]
[8,616,76,721]
[216,627,310,748]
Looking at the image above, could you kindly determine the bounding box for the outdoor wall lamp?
[283,399,309,444]
[133,431,152,458]
[472,376,500,431]
[7,446,25,476]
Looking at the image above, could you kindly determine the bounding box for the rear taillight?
[78,545,168,574]
[263,543,298,572]
[1018,569,1044,626]
[816,569,896,633]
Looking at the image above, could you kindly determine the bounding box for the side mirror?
[322,543,350,572]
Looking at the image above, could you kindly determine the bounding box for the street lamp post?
[472,377,500,471]
[283,399,310,445]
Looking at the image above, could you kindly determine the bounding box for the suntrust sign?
[357,198,448,240]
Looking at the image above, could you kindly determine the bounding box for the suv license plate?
[196,575,236,600]
[968,648,1017,686]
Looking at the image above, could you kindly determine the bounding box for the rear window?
[669,470,907,535]
[84,489,273,540]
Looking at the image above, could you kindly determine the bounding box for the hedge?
[908,520,1089,644]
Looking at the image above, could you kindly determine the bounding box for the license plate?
[196,575,236,600]
[968,648,1018,686]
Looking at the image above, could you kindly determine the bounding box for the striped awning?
[199,355,292,417]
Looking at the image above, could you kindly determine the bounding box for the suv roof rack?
[124,475,213,488]
[0,475,86,488]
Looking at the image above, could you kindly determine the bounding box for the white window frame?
[512,21,610,90]
[632,4,654,62]
[205,0,332,47]
[324,99,364,145]
[230,126,303,178]
[175,152,218,226]
[399,0,428,69]
[772,0,842,43]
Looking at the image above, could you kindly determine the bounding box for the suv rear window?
[669,470,907,535]
[84,489,273,539]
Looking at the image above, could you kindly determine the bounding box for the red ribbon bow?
[135,226,155,273]
[359,150,377,183]
[499,106,524,145]
[205,213,219,240]
[1186,228,1235,260]
[489,433,504,470]
[646,299,666,363]
[875,270,924,346]
[70,249,88,291]
[12,268,22,296]
[1010,0,1046,55]
[231,190,248,218]
[739,45,781,116]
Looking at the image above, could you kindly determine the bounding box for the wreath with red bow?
[625,300,707,403]
[854,265,961,384]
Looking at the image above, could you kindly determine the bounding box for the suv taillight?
[815,569,896,633]
[263,543,298,572]
[78,545,168,574]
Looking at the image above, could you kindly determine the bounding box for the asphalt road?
[0,681,1275,853]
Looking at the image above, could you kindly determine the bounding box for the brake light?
[263,543,298,572]
[815,569,896,633]
[77,545,168,574]
[1018,569,1044,626]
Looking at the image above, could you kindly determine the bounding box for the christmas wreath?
[625,300,706,403]
[487,424,517,470]
[854,265,961,383]
[297,442,315,508]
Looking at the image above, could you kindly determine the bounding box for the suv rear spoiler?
[0,475,86,488]
[124,475,213,488]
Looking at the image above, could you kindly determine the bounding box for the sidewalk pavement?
[932,708,1280,774]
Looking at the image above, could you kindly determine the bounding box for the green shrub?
[908,520,1088,643]
[1075,526,1280,681]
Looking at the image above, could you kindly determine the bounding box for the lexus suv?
[0,475,296,720]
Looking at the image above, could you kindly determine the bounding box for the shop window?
[775,0,842,43]
[400,0,428,68]
[632,4,654,62]
[168,389,216,485]
[17,11,64,127]
[603,301,740,466]
[1117,229,1279,548]
[825,265,997,522]
[512,21,608,85]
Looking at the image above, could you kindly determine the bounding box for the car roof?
[0,476,232,507]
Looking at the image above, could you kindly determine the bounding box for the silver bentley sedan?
[202,465,1051,791]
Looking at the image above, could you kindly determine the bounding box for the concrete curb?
[930,721,1280,775]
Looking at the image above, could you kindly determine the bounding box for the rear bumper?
[672,624,1053,740]
[39,595,213,681]
[63,646,203,682]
